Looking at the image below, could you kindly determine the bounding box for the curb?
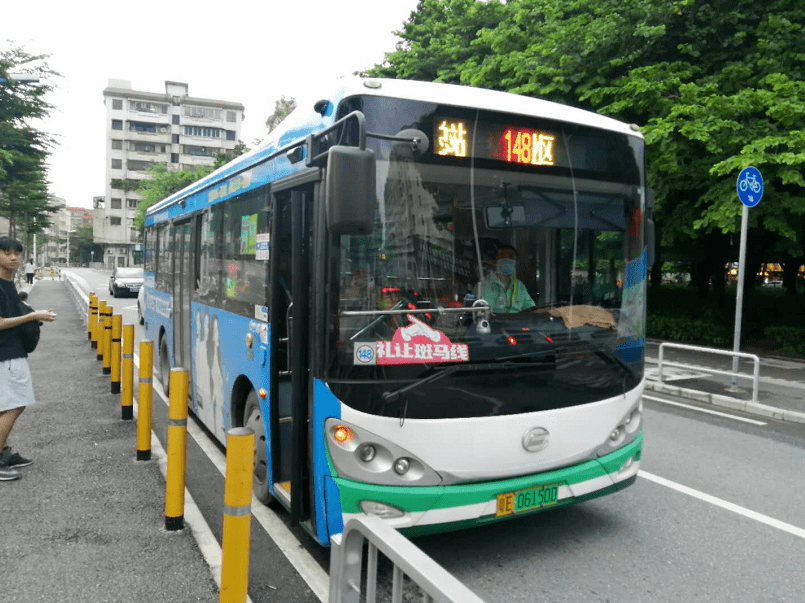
[644,380,805,424]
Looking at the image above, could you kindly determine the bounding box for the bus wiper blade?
[380,361,549,404]
[381,364,462,404]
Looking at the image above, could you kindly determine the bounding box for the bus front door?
[270,185,313,526]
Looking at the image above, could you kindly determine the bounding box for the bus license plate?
[496,484,559,516]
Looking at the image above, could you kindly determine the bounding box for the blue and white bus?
[142,78,648,545]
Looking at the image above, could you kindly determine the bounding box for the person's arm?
[0,310,56,331]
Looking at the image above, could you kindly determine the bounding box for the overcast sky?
[2,0,419,209]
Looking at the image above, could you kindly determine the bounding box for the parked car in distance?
[109,267,144,298]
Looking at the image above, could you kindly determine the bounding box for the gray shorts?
[0,358,36,411]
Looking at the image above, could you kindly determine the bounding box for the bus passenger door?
[173,219,193,388]
[270,183,313,526]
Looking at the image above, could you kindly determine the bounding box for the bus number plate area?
[496,484,560,517]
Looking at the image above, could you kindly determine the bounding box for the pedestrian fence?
[62,271,485,603]
[329,515,487,603]
[656,342,760,404]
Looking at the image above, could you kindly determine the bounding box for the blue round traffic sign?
[736,166,763,207]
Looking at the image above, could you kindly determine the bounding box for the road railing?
[657,342,760,404]
[329,515,487,603]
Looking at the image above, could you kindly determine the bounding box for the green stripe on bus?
[333,432,642,514]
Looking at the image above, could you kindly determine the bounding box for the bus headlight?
[325,418,442,486]
[393,457,410,475]
[596,400,642,457]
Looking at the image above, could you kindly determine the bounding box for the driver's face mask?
[496,258,516,276]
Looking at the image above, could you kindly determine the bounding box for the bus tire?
[243,390,274,505]
[159,335,170,396]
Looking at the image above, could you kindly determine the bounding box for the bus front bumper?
[334,431,642,537]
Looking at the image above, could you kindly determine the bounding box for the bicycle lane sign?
[736,166,763,207]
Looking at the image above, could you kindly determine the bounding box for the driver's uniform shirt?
[482,274,535,313]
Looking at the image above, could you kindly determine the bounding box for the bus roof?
[146,78,641,220]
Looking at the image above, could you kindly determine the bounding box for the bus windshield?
[326,96,646,420]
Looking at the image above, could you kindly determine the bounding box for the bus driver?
[482,245,536,313]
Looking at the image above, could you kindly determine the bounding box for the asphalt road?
[56,269,805,603]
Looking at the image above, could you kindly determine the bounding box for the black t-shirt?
[0,278,26,361]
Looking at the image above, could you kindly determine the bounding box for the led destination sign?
[435,118,556,167]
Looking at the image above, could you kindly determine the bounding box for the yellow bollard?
[137,340,154,461]
[111,314,122,394]
[219,427,255,603]
[121,323,134,419]
[95,300,105,359]
[165,368,189,531]
[102,304,113,375]
[87,293,96,342]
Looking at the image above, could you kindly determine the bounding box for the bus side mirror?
[326,146,376,235]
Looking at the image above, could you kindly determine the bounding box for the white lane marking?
[639,471,805,540]
[134,354,329,602]
[643,394,767,425]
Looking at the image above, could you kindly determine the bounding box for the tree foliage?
[265,96,297,134]
[0,45,60,249]
[133,147,248,234]
[368,0,805,295]
[69,222,102,264]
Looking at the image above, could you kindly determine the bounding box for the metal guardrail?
[329,515,487,603]
[657,342,760,404]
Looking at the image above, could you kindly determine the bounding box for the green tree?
[69,222,102,265]
[0,45,60,251]
[368,0,805,297]
[133,164,214,233]
[132,143,249,234]
[265,96,297,133]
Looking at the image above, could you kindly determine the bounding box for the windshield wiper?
[381,360,552,405]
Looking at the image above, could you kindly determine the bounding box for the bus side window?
[222,189,271,318]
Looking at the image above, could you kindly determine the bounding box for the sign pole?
[731,166,764,389]
[730,204,749,388]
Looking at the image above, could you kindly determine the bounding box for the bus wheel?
[243,390,273,505]
[159,335,170,396]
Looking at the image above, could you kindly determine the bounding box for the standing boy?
[0,237,57,481]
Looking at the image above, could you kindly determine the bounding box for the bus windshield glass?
[327,96,646,420]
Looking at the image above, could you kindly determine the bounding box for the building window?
[111,159,122,169]
[111,217,122,226]
[183,106,221,120]
[112,119,123,130]
[129,141,166,153]
[129,100,168,114]
[127,159,154,171]
[127,199,139,209]
[226,130,236,141]
[172,134,180,144]
[112,140,123,150]
[112,99,123,110]
[171,153,179,163]
[226,110,236,122]
[111,198,122,209]
[129,121,167,134]
[172,115,180,125]
[183,125,221,138]
[183,145,215,157]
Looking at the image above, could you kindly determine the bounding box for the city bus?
[142,78,648,545]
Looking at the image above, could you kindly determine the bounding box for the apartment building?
[96,79,244,267]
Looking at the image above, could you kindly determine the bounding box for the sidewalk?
[644,341,805,424]
[0,279,220,602]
